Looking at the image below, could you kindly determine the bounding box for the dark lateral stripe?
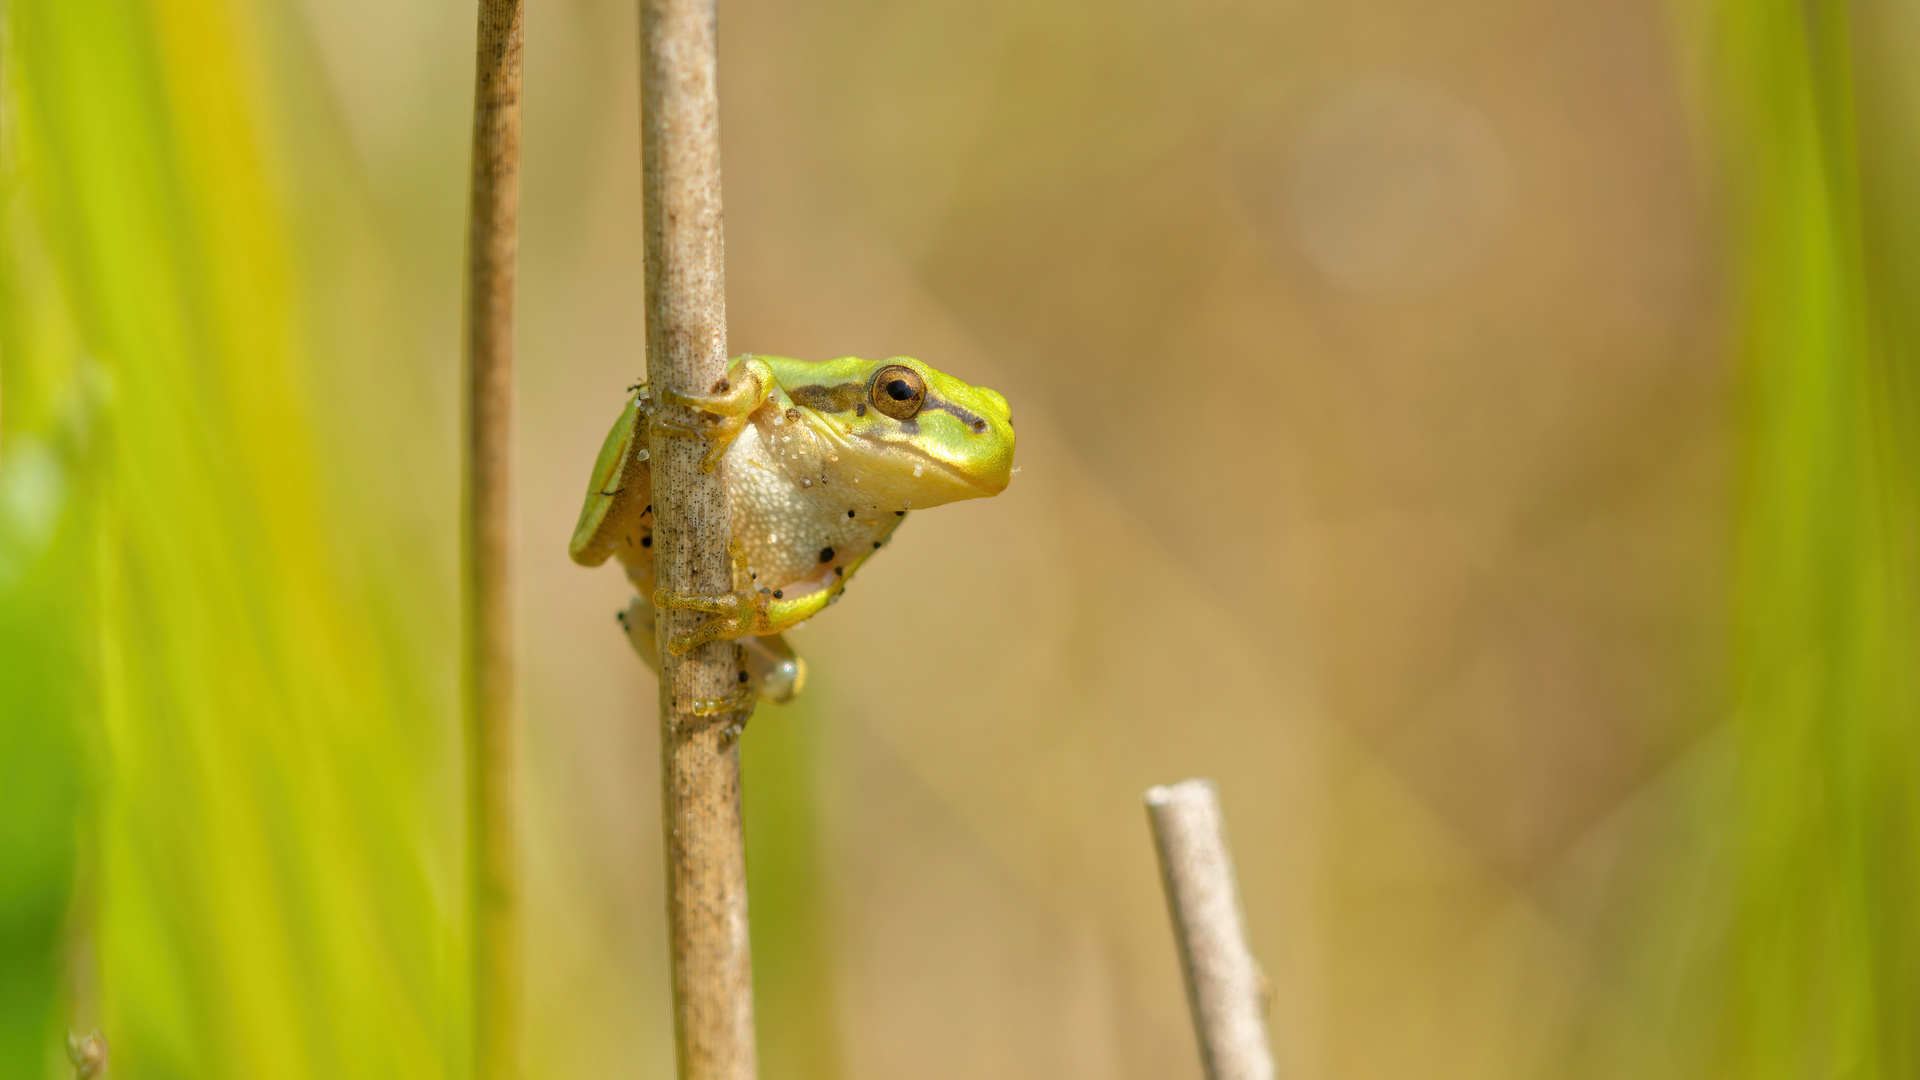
[924,394,985,428]
[788,382,865,413]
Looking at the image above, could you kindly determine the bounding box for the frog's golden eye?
[868,365,926,421]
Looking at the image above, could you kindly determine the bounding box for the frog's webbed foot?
[652,538,772,655]
[651,356,775,474]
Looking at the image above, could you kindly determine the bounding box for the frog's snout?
[970,431,1015,496]
[969,389,1015,495]
[977,386,1011,419]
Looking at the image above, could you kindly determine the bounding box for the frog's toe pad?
[690,686,756,717]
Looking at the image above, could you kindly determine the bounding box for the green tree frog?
[569,355,1015,709]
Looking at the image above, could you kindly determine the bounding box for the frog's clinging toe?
[653,588,760,654]
[648,413,744,474]
[652,588,740,616]
[690,686,756,717]
[663,616,742,656]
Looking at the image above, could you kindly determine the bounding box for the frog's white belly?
[726,410,899,589]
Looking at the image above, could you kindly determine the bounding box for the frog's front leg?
[651,355,776,474]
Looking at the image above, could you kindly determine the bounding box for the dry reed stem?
[1145,779,1276,1080]
[463,1,524,1077]
[640,0,758,1076]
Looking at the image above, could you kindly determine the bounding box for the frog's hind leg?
[619,592,804,709]
[740,633,806,705]
[617,593,663,676]
[619,592,746,715]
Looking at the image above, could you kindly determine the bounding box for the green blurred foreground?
[2,0,451,1076]
[2,0,1918,1077]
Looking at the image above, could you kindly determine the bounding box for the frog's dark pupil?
[886,379,915,401]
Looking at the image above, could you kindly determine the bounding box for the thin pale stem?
[639,0,759,1077]
[1145,779,1275,1080]
[464,1,524,1077]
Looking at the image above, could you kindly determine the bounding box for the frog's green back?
[569,391,648,566]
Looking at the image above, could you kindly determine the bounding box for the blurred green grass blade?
[743,699,845,1080]
[6,1,454,1076]
[1714,0,1920,1074]
[0,286,94,1076]
[2,10,110,1079]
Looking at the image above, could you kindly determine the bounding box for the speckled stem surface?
[464,1,524,1077]
[639,0,758,1077]
[1146,779,1276,1080]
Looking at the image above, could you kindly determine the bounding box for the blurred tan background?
[284,0,1730,1076]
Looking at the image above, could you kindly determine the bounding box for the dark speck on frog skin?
[819,547,835,562]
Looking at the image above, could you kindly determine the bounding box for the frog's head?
[788,356,1015,509]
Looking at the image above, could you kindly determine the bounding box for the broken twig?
[1145,778,1275,1080]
